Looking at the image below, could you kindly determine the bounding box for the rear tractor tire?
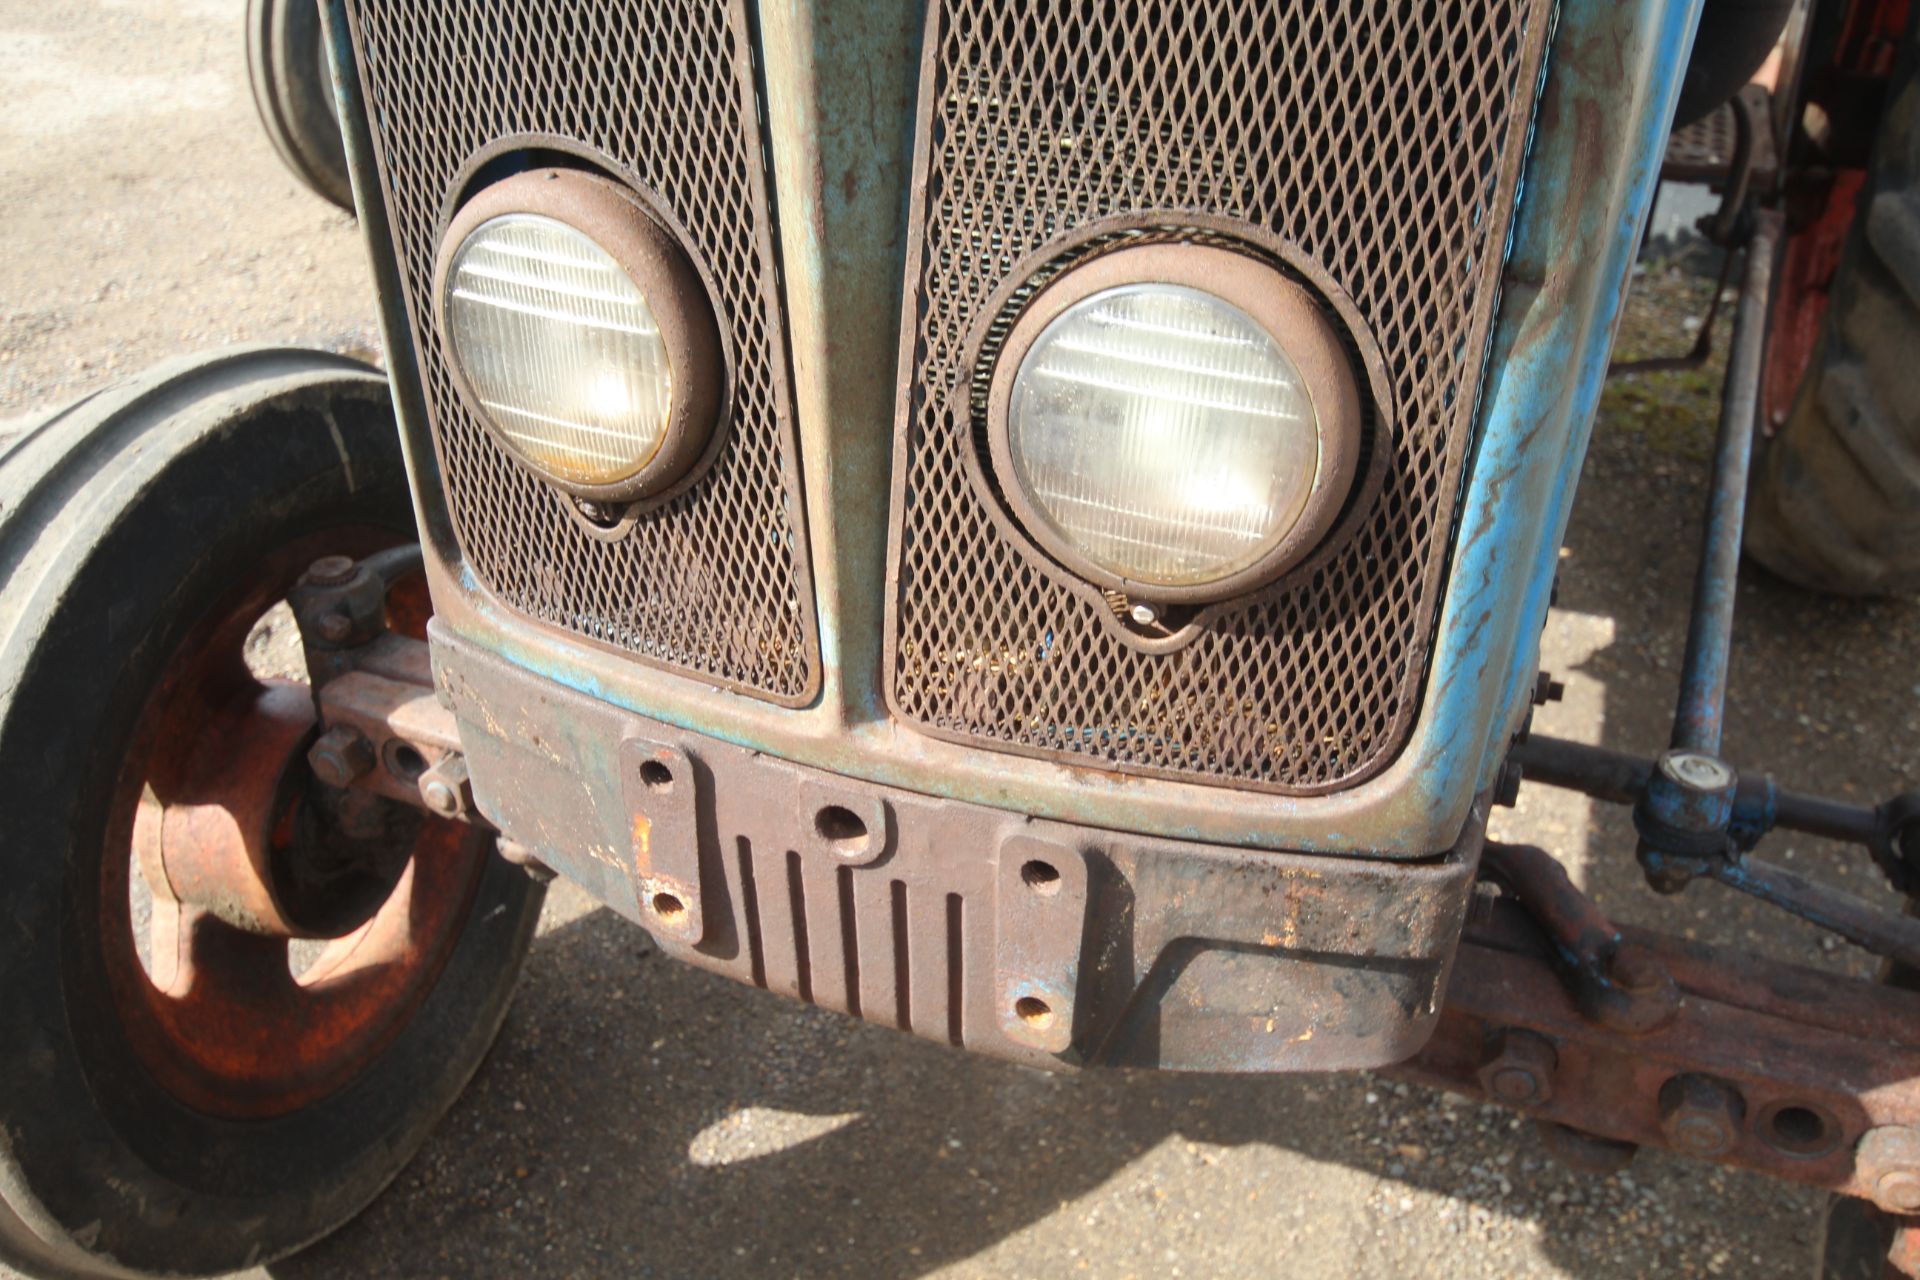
[1746,30,1920,596]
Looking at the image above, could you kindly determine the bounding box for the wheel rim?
[97,526,487,1119]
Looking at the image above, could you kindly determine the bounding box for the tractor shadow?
[274,892,1824,1280]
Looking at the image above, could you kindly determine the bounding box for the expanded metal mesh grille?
[888,0,1553,792]
[346,0,818,704]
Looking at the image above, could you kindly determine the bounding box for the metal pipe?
[1510,736,1650,805]
[1512,734,1885,850]
[1708,856,1920,971]
[1671,209,1783,752]
[1773,790,1886,847]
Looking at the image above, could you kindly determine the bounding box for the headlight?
[986,244,1363,602]
[434,168,723,504]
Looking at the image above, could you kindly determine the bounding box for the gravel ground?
[4,3,1919,1279]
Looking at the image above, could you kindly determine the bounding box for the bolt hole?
[638,759,674,793]
[1760,1102,1839,1157]
[1014,996,1054,1030]
[1020,859,1062,895]
[815,805,870,856]
[386,742,428,782]
[651,891,687,922]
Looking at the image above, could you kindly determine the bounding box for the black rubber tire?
[246,0,355,213]
[1674,0,1797,127]
[1746,26,1920,597]
[1815,1194,1903,1280]
[0,348,543,1278]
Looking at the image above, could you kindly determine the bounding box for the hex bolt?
[1477,1029,1558,1107]
[1607,943,1666,996]
[304,555,357,587]
[1856,1126,1920,1215]
[1658,1074,1745,1158]
[1532,673,1566,705]
[1664,751,1735,794]
[308,726,375,788]
[317,611,355,644]
[418,754,471,818]
[421,778,458,815]
[1876,1170,1920,1215]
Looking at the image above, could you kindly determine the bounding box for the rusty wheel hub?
[100,531,485,1119]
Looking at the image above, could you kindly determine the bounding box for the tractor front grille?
[886,0,1555,792]
[345,0,819,705]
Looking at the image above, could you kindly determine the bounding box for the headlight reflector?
[987,244,1364,601]
[445,213,673,488]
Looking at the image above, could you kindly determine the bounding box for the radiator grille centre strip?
[887,0,1554,792]
[346,0,819,705]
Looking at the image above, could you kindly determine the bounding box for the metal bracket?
[992,835,1089,1055]
[619,736,706,945]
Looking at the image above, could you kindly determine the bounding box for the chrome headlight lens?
[988,244,1363,602]
[435,168,723,504]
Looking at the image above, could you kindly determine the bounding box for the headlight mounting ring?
[432,164,728,509]
[956,214,1393,632]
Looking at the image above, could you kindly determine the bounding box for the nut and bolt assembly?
[1477,1029,1558,1107]
[302,554,358,588]
[1606,943,1667,996]
[308,726,375,788]
[1856,1126,1920,1215]
[418,754,472,818]
[1658,1074,1745,1158]
[1636,749,1740,892]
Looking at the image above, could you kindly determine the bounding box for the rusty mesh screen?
[345,0,818,704]
[887,0,1554,792]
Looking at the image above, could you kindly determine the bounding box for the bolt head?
[304,555,357,587]
[1855,1126,1920,1213]
[1608,944,1666,995]
[318,612,354,644]
[421,778,459,815]
[1877,1170,1920,1214]
[307,726,374,788]
[1658,1074,1744,1158]
[1477,1029,1557,1108]
[1668,1113,1735,1157]
[1489,1066,1542,1104]
[1661,750,1734,793]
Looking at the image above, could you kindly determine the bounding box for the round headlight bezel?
[980,240,1369,606]
[432,166,726,506]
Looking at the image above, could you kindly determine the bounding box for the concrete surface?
[3,2,1918,1278]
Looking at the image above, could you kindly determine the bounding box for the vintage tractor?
[3,0,1918,1274]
